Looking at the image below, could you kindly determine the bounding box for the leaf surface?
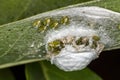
[0,0,31,25]
[0,0,120,68]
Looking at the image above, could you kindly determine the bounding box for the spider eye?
[48,40,64,54]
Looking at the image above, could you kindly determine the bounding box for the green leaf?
[0,0,91,25]
[19,0,91,19]
[85,0,120,12]
[0,0,120,69]
[25,62,45,80]
[0,0,31,25]
[0,68,15,80]
[0,0,91,69]
[25,61,102,80]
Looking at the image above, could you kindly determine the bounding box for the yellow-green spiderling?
[38,25,47,33]
[91,35,100,49]
[60,16,69,25]
[92,35,100,41]
[75,37,82,45]
[118,25,120,30]
[50,21,59,29]
[76,37,89,46]
[91,41,97,49]
[43,18,52,26]
[33,20,41,28]
[48,40,64,54]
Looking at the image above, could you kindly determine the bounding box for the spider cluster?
[47,35,103,56]
[33,16,69,33]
